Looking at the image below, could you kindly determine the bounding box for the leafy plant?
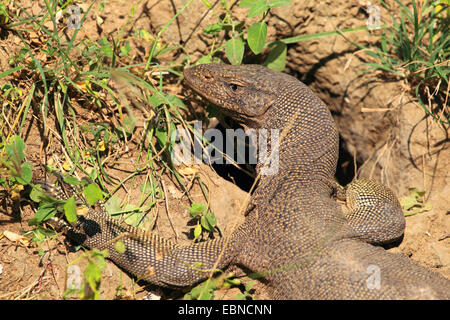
[235,280,256,300]
[184,278,216,300]
[199,0,291,70]
[357,0,449,124]
[188,202,218,241]
[63,248,109,300]
[400,187,433,216]
[1,82,22,101]
[0,0,9,26]
[0,135,32,187]
[184,272,255,300]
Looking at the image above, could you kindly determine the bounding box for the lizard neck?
[255,81,339,183]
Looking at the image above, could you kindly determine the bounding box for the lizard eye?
[229,83,240,92]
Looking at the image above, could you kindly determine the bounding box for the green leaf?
[32,206,57,224]
[225,38,244,65]
[401,187,425,210]
[240,0,270,17]
[155,121,176,148]
[119,41,131,57]
[245,280,256,292]
[84,261,102,299]
[194,223,202,240]
[121,116,136,134]
[167,95,187,110]
[99,38,114,58]
[401,195,417,210]
[247,22,267,55]
[123,204,140,225]
[222,21,245,32]
[29,185,45,202]
[184,278,217,300]
[201,0,212,8]
[248,2,269,17]
[189,203,207,217]
[205,212,217,227]
[6,135,26,162]
[0,66,25,79]
[104,195,122,214]
[0,2,9,25]
[114,240,126,254]
[411,188,425,197]
[81,249,108,300]
[84,183,103,206]
[381,33,387,53]
[226,277,241,286]
[400,187,433,216]
[268,0,291,8]
[31,226,55,242]
[203,23,224,34]
[115,115,136,139]
[16,162,32,185]
[64,176,80,186]
[404,203,433,217]
[198,280,215,300]
[263,42,287,71]
[92,248,109,262]
[101,44,114,58]
[14,135,26,161]
[149,92,166,107]
[64,196,78,223]
[155,128,166,146]
[201,215,216,232]
[140,183,153,193]
[137,29,152,41]
[239,0,266,8]
[196,55,212,65]
[235,293,246,300]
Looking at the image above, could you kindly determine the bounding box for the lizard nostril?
[203,73,213,81]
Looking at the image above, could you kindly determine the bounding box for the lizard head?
[184,64,286,128]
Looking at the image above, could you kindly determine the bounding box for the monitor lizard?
[37,64,450,299]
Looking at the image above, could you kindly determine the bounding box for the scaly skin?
[183,64,449,299]
[39,64,450,299]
